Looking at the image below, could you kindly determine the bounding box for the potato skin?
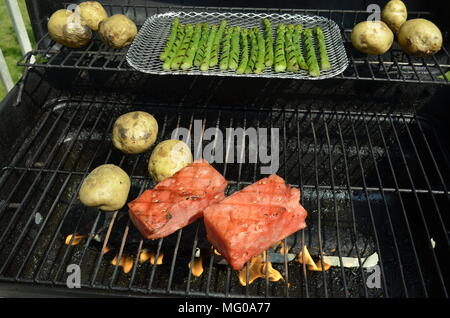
[112,111,158,154]
[351,21,393,55]
[79,164,131,211]
[98,14,137,48]
[148,140,193,183]
[79,1,108,31]
[398,19,443,57]
[62,22,92,48]
[381,0,407,34]
[48,9,92,48]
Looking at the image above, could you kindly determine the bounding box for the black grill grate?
[17,5,450,84]
[0,95,449,297]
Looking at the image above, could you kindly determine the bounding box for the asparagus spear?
[274,23,287,72]
[228,26,241,71]
[263,18,274,67]
[255,27,266,74]
[160,17,180,61]
[171,24,194,70]
[314,26,331,70]
[245,29,258,74]
[303,28,320,77]
[209,20,228,67]
[219,27,232,70]
[285,25,299,72]
[293,24,308,70]
[194,22,210,67]
[163,24,185,71]
[181,23,202,70]
[200,24,217,71]
[236,29,249,74]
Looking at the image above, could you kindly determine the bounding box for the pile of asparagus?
[160,18,330,77]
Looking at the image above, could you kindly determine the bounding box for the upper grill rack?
[126,11,348,80]
[17,5,450,84]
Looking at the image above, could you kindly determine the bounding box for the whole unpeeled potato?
[79,164,131,211]
[351,21,394,55]
[79,1,108,31]
[398,19,443,57]
[98,14,137,48]
[48,9,92,48]
[148,140,193,183]
[112,111,158,154]
[381,0,407,34]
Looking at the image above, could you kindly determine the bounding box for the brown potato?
[48,9,92,48]
[79,164,131,211]
[148,140,193,183]
[98,14,137,48]
[381,0,407,34]
[398,19,443,57]
[62,22,92,48]
[79,1,108,31]
[112,111,158,154]
[351,21,394,55]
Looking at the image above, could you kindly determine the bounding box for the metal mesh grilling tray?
[126,11,349,80]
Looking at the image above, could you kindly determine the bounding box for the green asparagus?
[303,28,320,77]
[209,20,228,67]
[285,25,299,72]
[245,29,258,74]
[263,18,274,67]
[314,26,331,70]
[236,29,249,74]
[171,24,194,70]
[228,26,241,71]
[200,24,217,71]
[160,17,180,61]
[219,27,232,70]
[163,24,185,71]
[293,24,308,70]
[255,27,265,74]
[274,23,287,72]
[181,23,202,70]
[194,22,210,67]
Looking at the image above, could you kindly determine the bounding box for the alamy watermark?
[365,265,381,289]
[171,120,280,175]
[66,264,81,288]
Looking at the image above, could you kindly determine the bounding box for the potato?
[112,111,158,154]
[381,0,407,34]
[79,1,108,31]
[62,22,92,48]
[398,19,443,57]
[351,21,394,55]
[48,9,92,48]
[148,140,193,183]
[79,164,131,211]
[98,14,137,48]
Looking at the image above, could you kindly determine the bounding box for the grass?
[0,0,35,100]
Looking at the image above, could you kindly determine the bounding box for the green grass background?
[0,0,35,100]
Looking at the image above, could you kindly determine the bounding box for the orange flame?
[65,234,87,246]
[139,249,163,265]
[103,246,111,254]
[188,257,204,277]
[238,252,283,286]
[298,246,331,271]
[111,254,133,274]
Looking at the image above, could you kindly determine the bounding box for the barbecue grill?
[0,0,449,298]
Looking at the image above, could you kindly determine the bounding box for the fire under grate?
[0,97,449,297]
